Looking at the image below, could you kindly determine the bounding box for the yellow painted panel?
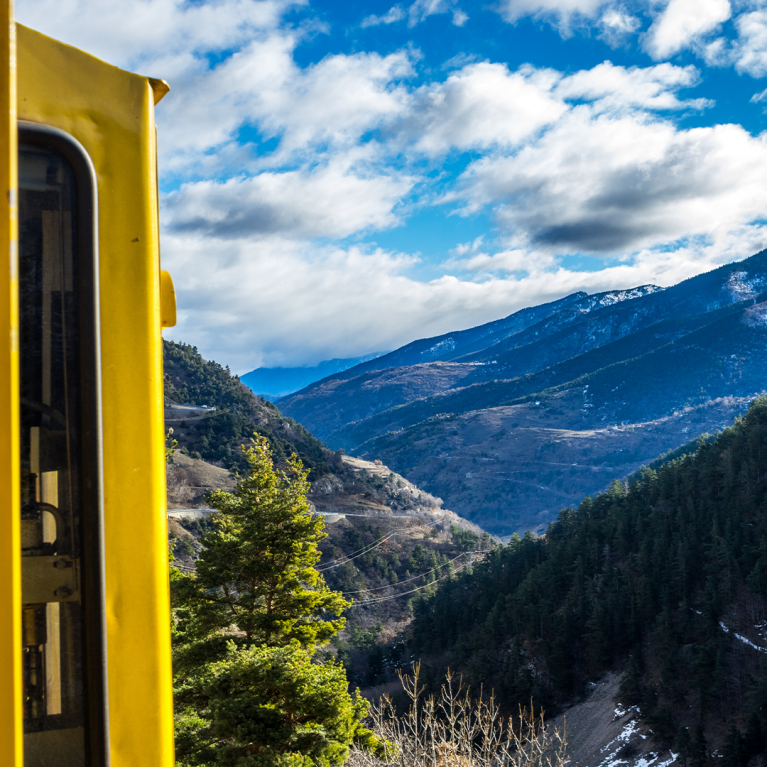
[160,270,177,328]
[17,25,174,767]
[0,3,20,765]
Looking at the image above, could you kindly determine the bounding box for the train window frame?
[18,120,109,767]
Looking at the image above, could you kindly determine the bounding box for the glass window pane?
[19,144,87,766]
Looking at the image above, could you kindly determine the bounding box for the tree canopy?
[171,436,382,766]
[409,397,767,756]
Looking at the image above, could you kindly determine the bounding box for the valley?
[278,251,767,535]
[357,392,753,535]
[165,252,767,765]
[166,435,489,689]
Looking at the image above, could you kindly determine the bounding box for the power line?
[352,559,479,606]
[317,530,405,572]
[342,549,469,595]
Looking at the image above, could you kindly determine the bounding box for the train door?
[0,6,177,766]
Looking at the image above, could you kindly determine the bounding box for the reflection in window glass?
[19,145,87,766]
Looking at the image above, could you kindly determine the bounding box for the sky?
[15,0,767,373]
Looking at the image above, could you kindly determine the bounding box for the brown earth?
[165,452,487,654]
[166,451,236,510]
[362,391,754,536]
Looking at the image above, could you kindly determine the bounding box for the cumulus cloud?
[598,8,641,46]
[162,228,757,371]
[407,0,468,27]
[391,61,710,157]
[451,112,767,255]
[554,61,711,111]
[159,42,415,171]
[15,0,297,71]
[394,62,566,154]
[734,10,767,76]
[645,0,731,60]
[163,157,415,239]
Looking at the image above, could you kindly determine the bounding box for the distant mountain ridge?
[310,285,663,385]
[279,250,767,534]
[240,351,388,399]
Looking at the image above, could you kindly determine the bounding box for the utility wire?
[352,560,478,606]
[317,530,404,572]
[342,549,469,595]
[350,549,490,605]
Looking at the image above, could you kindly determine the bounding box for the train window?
[18,124,108,766]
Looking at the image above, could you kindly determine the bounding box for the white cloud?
[361,5,406,28]
[163,229,758,371]
[734,10,767,76]
[394,62,567,154]
[163,156,415,239]
[701,36,733,67]
[407,0,468,27]
[452,8,469,25]
[463,249,554,274]
[496,0,607,31]
[16,0,297,71]
[598,8,641,46]
[158,41,415,172]
[645,0,731,60]
[554,61,711,111]
[451,111,767,256]
[391,61,709,157]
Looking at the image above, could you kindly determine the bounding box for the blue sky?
[16,0,767,372]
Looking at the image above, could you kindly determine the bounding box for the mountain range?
[279,251,767,535]
[240,352,388,399]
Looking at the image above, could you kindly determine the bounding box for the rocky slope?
[166,449,489,688]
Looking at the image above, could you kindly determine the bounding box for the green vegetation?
[166,428,178,463]
[409,396,767,756]
[171,437,383,766]
[450,524,479,551]
[164,340,331,476]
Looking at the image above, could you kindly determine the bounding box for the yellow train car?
[0,2,177,765]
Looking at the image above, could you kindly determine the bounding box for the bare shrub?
[348,663,567,767]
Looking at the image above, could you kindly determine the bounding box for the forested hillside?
[164,340,333,476]
[163,339,488,690]
[409,396,767,757]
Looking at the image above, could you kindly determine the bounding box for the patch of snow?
[421,337,456,360]
[583,285,663,312]
[727,271,767,302]
[719,621,767,653]
[597,707,680,767]
[600,716,642,754]
[741,301,767,328]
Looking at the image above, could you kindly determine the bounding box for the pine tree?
[171,436,383,766]
[691,725,708,767]
[744,712,765,759]
[721,725,745,767]
[676,726,692,767]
